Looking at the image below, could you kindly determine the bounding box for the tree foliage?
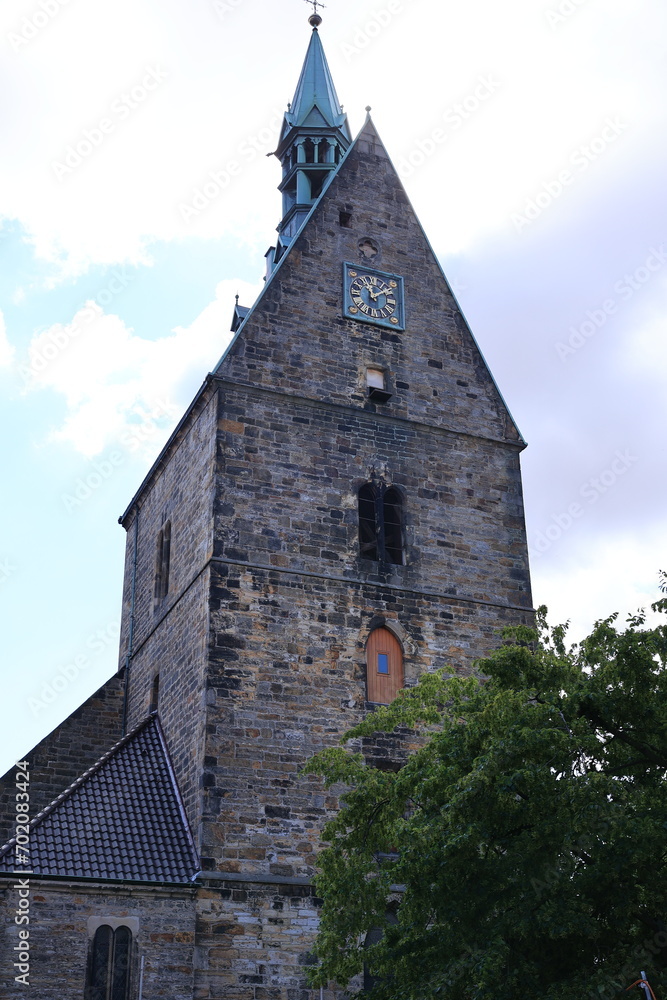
[304,582,667,1000]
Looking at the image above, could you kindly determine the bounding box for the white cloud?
[1,0,665,270]
[21,277,263,457]
[613,297,667,380]
[531,530,667,646]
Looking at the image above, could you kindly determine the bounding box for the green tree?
[304,582,667,1000]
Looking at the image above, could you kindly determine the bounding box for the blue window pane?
[377,653,389,674]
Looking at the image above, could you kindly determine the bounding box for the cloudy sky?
[1,0,665,775]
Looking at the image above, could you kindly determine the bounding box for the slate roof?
[0,714,198,883]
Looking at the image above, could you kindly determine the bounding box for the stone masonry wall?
[0,673,125,847]
[126,572,210,840]
[202,561,530,883]
[195,876,335,1000]
[119,385,219,840]
[213,382,530,609]
[0,877,196,1000]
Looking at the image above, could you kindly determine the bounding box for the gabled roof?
[0,715,198,883]
[282,26,351,139]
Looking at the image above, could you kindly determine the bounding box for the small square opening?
[366,367,392,403]
[339,210,352,228]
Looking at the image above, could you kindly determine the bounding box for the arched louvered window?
[358,483,379,561]
[87,925,131,1000]
[383,487,403,564]
[358,483,404,565]
[366,628,404,704]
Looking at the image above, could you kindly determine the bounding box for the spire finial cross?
[304,0,326,16]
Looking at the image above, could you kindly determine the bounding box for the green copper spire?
[283,22,350,135]
[268,14,351,268]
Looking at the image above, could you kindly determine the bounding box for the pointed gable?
[0,716,198,882]
[217,116,524,447]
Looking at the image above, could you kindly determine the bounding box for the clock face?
[350,274,397,320]
[343,264,405,330]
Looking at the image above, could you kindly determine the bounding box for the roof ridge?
[0,714,156,858]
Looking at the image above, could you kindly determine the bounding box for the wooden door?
[366,628,403,704]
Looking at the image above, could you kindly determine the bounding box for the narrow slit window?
[149,673,160,713]
[154,520,171,602]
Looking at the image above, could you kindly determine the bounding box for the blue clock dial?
[344,264,405,330]
[350,274,397,320]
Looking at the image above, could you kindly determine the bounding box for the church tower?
[0,15,532,1000]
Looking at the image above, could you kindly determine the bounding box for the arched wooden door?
[366,627,403,704]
